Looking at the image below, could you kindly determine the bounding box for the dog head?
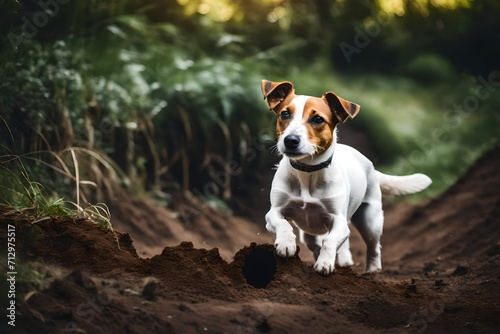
[261,79,360,160]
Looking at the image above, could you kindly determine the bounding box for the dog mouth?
[282,150,309,159]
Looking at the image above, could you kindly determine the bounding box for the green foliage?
[404,53,456,84]
[1,40,86,153]
[379,74,500,197]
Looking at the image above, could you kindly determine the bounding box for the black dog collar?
[289,153,334,173]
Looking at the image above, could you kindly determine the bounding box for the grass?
[0,147,114,230]
[0,151,121,253]
[0,165,72,219]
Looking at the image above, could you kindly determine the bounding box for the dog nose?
[284,135,300,149]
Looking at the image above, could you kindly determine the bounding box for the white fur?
[377,172,432,196]
[266,96,432,275]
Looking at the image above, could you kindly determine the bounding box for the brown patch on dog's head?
[261,80,295,112]
[302,97,337,154]
[323,92,360,123]
[274,103,296,139]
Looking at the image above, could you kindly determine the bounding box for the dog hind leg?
[351,201,383,273]
[336,237,354,267]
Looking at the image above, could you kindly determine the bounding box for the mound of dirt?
[105,186,273,261]
[381,146,500,276]
[1,147,499,333]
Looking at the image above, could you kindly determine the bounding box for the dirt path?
[1,147,499,334]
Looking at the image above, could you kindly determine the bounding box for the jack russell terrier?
[261,79,432,275]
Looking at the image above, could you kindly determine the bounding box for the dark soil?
[1,147,499,334]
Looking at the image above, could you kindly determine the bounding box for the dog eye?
[280,110,291,120]
[311,115,325,124]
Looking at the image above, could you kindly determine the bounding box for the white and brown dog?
[262,79,431,275]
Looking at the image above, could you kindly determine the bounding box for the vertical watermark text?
[6,224,16,327]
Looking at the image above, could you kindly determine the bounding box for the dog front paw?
[274,235,297,258]
[314,257,335,276]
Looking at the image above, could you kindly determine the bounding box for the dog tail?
[376,171,432,196]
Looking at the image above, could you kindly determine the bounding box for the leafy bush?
[0,10,284,203]
[404,53,456,84]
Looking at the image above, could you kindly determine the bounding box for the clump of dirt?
[1,147,499,333]
[105,185,273,261]
[10,214,139,274]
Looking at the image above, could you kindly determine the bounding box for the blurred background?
[1,0,499,218]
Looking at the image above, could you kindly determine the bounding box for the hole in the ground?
[242,247,277,288]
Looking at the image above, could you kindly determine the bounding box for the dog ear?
[261,80,294,111]
[323,92,360,123]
